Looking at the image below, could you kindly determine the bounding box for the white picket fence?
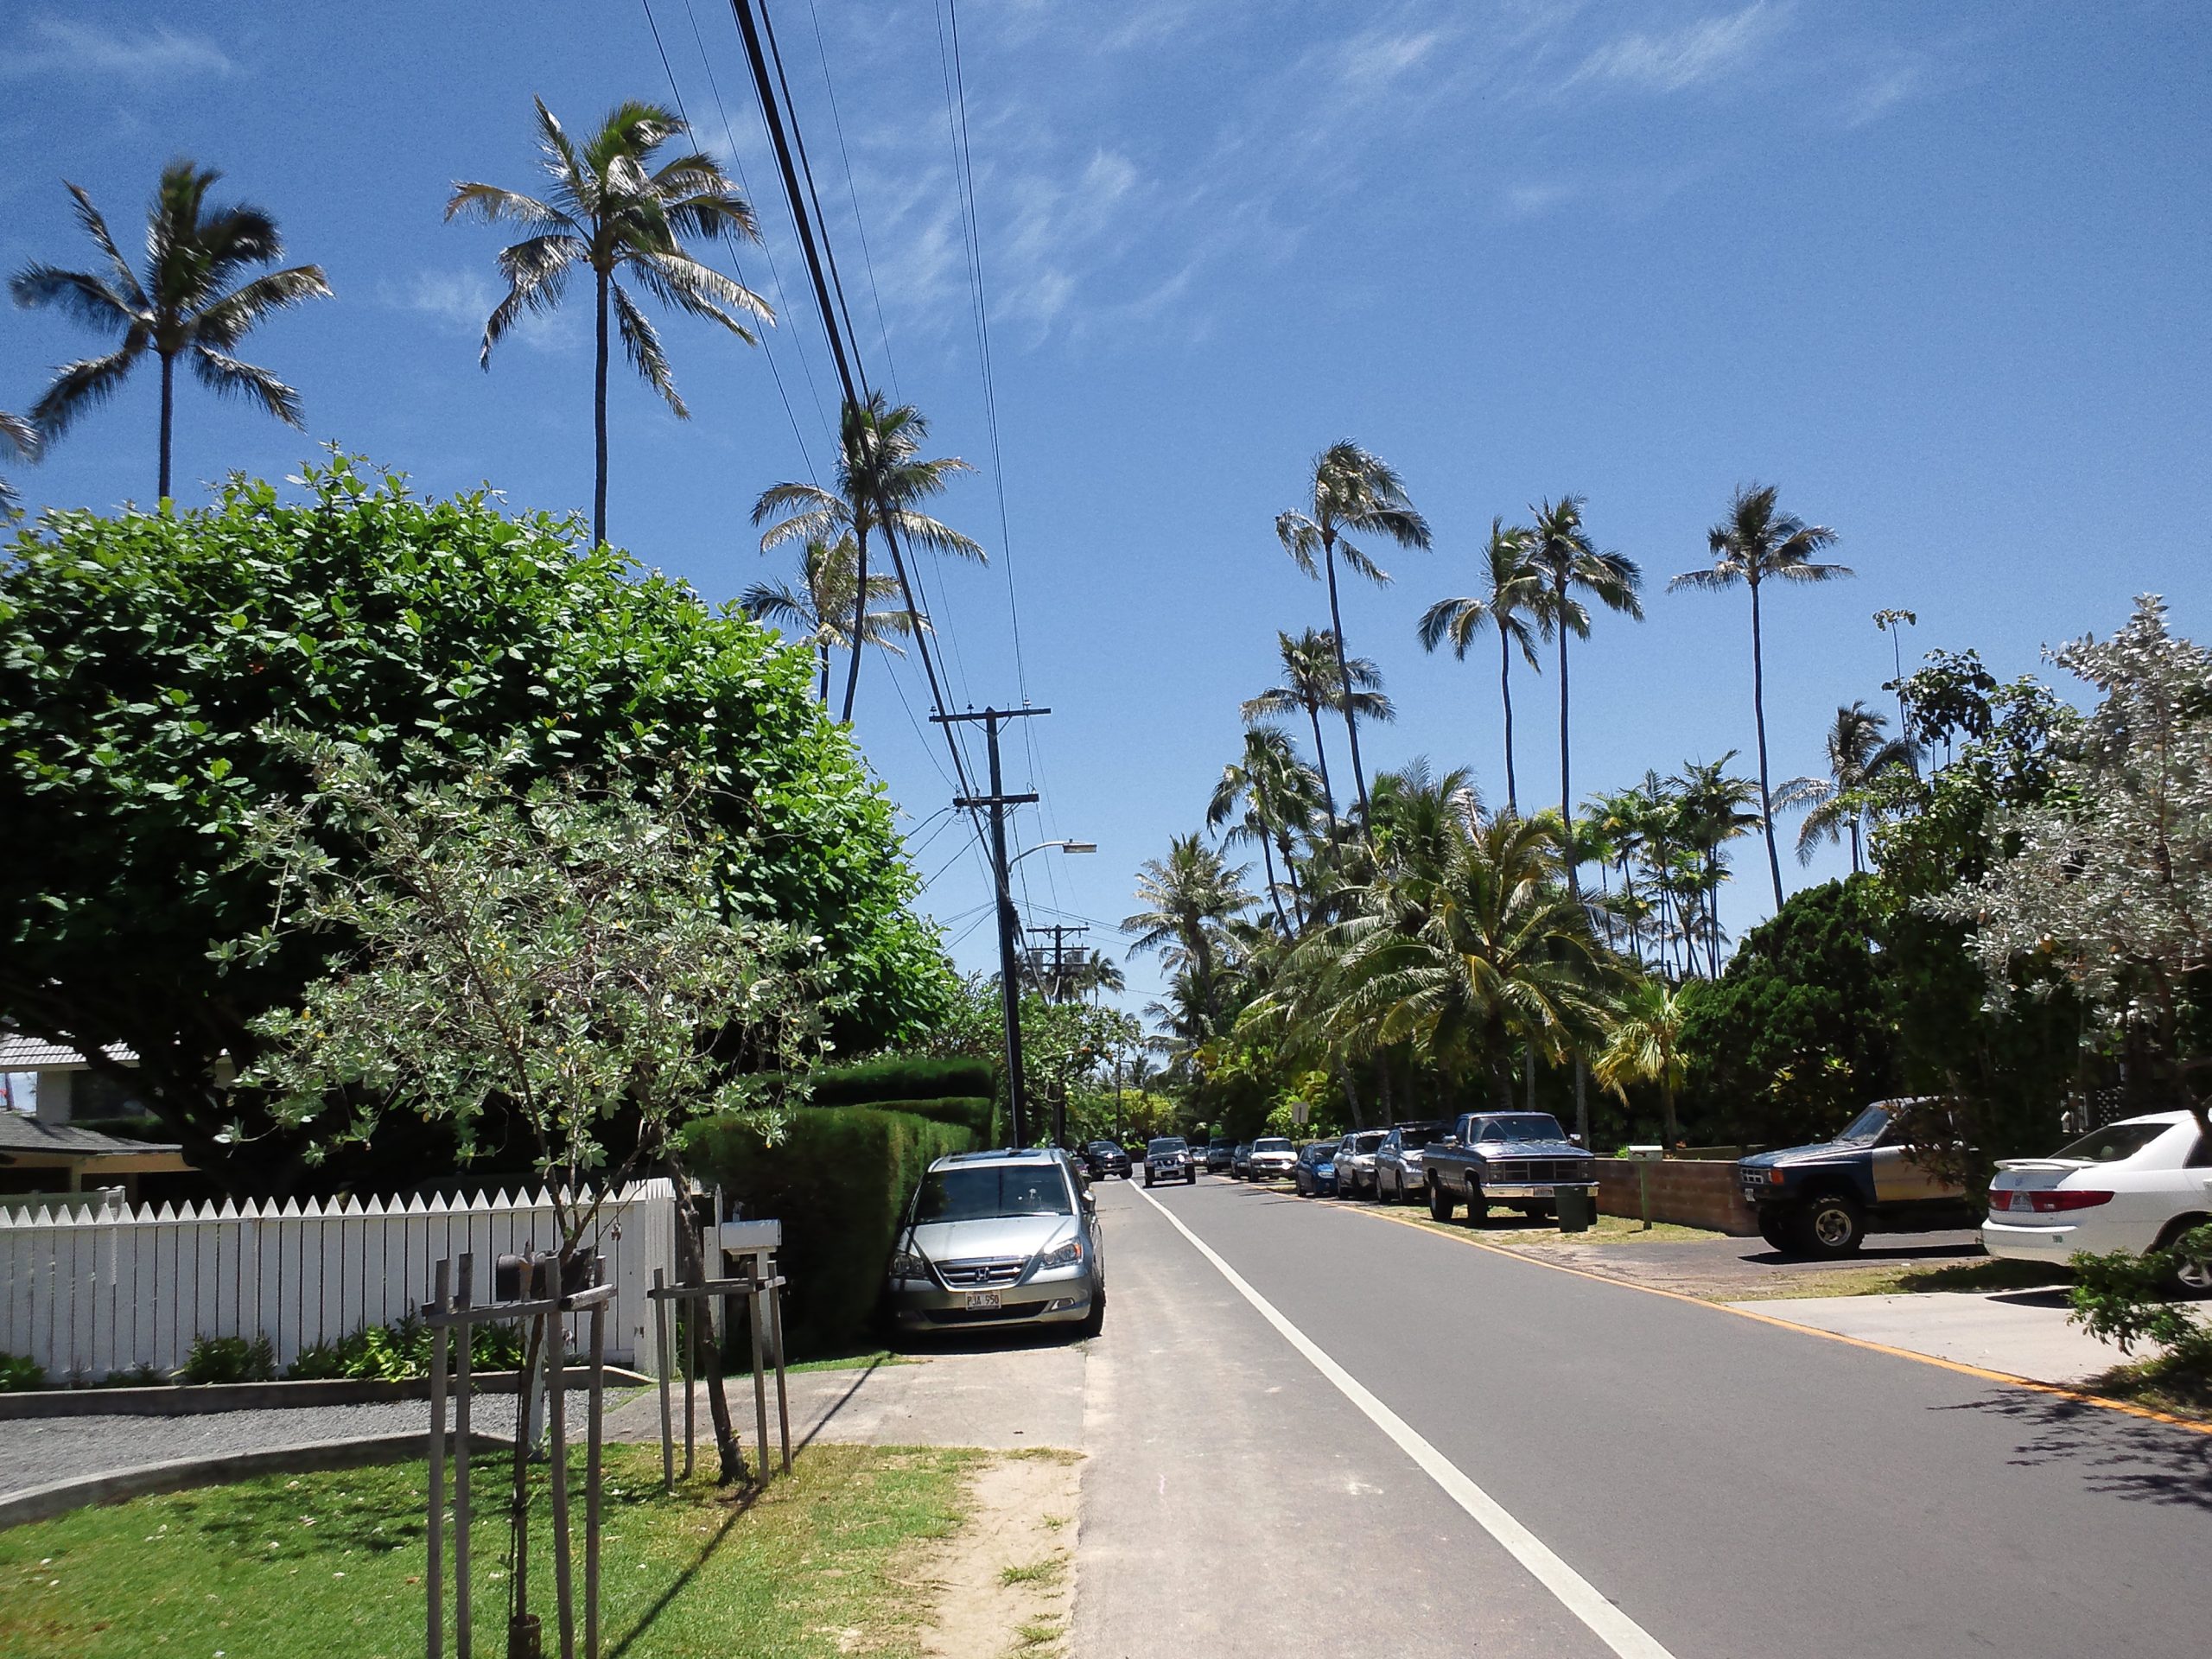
[0,1182,681,1380]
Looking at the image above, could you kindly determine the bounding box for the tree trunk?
[157,352,175,502]
[661,1158,747,1484]
[1258,830,1293,935]
[1306,702,1340,836]
[1279,832,1307,930]
[840,525,869,722]
[593,269,611,549]
[1557,609,1576,899]
[1751,578,1784,912]
[1848,819,1862,875]
[817,644,830,704]
[1323,534,1372,829]
[1499,628,1519,817]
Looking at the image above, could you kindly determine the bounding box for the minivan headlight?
[888,1248,930,1281]
[1035,1235,1085,1271]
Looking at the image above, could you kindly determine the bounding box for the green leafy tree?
[0,456,950,1194]
[1670,484,1852,912]
[1417,518,1547,815]
[753,393,983,721]
[448,98,769,549]
[1276,442,1431,826]
[741,534,926,704]
[10,161,332,499]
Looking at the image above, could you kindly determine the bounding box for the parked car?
[886,1147,1104,1337]
[1293,1140,1339,1197]
[1231,1141,1255,1179]
[1984,1110,2212,1288]
[1737,1098,1979,1257]
[1373,1122,1448,1204]
[1421,1111,1598,1223]
[1245,1136,1296,1180]
[1081,1140,1132,1181]
[1206,1139,1236,1173]
[1142,1135,1197,1187]
[1335,1130,1386,1198]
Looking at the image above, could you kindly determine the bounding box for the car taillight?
[1993,1187,2114,1213]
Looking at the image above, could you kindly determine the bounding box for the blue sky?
[3,1,2208,1022]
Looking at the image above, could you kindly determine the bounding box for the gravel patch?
[0,1391,598,1497]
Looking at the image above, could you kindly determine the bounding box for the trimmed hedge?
[802,1056,995,1107]
[873,1096,995,1141]
[683,1105,976,1355]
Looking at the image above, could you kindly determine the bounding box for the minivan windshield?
[1470,1114,1568,1143]
[913,1165,1072,1223]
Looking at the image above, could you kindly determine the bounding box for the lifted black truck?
[1737,1099,1978,1258]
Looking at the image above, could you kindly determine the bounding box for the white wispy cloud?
[382,270,577,353]
[1572,2,1784,93]
[0,17,235,79]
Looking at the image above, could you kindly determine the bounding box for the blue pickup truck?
[1420,1111,1599,1223]
[1737,1099,1977,1257]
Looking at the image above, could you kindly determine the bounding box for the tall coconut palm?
[10,162,331,500]
[0,412,37,511]
[1417,518,1547,815]
[1672,754,1761,975]
[741,535,926,704]
[1775,702,1919,874]
[1593,979,1688,1147]
[753,392,982,721]
[1523,495,1643,898]
[448,98,770,550]
[1123,835,1255,1032]
[1669,484,1852,912]
[1208,728,1324,934]
[1241,628,1392,837]
[1276,442,1431,825]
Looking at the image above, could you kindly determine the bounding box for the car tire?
[1756,1212,1791,1253]
[1185,1170,1195,1185]
[2152,1214,2212,1294]
[1143,1173,1154,1188]
[1427,1179,1454,1221]
[1079,1289,1105,1339]
[1467,1179,1490,1225]
[1792,1192,1866,1258]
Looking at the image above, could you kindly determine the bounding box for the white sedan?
[1983,1110,2212,1288]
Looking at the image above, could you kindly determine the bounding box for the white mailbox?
[1624,1145,1665,1163]
[718,1218,783,1252]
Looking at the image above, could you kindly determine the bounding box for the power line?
[801,0,902,400]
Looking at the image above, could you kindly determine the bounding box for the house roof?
[0,1114,179,1157]
[0,1034,138,1070]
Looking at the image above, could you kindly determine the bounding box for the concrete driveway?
[1726,1286,2132,1384]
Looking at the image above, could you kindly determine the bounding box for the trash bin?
[1555,1185,1596,1233]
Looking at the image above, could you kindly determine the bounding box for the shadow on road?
[1942,1389,2212,1511]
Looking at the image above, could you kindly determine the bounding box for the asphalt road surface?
[1075,1174,2211,1659]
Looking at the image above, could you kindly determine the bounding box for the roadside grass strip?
[1348,1201,2212,1437]
[1133,1183,1679,1659]
[0,1442,978,1658]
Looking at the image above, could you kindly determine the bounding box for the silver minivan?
[886,1148,1106,1336]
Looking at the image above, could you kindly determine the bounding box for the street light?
[1010,839,1096,866]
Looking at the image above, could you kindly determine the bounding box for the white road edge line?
[1130,1182,1678,1659]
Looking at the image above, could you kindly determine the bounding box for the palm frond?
[28,348,142,437]
[8,264,141,334]
[60,181,147,308]
[192,264,333,348]
[189,346,304,426]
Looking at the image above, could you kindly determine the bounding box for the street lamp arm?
[1009,838,1096,868]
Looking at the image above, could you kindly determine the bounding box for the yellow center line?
[1332,1198,2212,1439]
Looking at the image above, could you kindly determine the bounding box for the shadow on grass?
[605,1482,763,1659]
[1942,1388,2212,1510]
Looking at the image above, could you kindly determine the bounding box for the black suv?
[1081,1140,1131,1180]
[1738,1099,1976,1257]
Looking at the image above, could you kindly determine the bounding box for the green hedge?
[683,1105,975,1355]
[870,1096,995,1141]
[801,1056,996,1107]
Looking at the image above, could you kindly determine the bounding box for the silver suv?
[887,1149,1105,1337]
[1144,1135,1197,1187]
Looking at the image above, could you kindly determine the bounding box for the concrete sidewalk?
[1728,1287,2130,1384]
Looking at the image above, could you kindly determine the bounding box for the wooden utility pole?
[1027,922,1089,1002]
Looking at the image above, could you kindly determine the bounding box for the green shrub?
[92,1363,167,1389]
[683,1104,976,1355]
[182,1334,276,1384]
[0,1352,47,1392]
[799,1056,997,1108]
[285,1317,529,1382]
[870,1096,995,1141]
[2069,1224,2212,1359]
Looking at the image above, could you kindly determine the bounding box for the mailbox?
[1624,1145,1664,1163]
[717,1218,783,1252]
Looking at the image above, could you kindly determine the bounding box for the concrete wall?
[1593,1158,1758,1236]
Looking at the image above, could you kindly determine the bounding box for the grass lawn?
[2087,1346,2212,1422]
[1730,1257,2074,1301]
[0,1442,979,1659]
[1390,1210,1724,1247]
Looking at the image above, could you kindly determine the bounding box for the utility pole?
[934,706,1049,1147]
[1026,923,1089,1003]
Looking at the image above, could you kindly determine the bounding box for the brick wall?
[1592,1158,1758,1236]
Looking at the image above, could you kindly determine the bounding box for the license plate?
[965,1291,1001,1311]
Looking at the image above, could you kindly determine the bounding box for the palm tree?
[1670,484,1852,912]
[1523,495,1643,897]
[1123,835,1255,1031]
[1593,979,1688,1146]
[1208,728,1323,934]
[1775,702,1918,874]
[10,162,331,500]
[741,535,925,704]
[1276,442,1431,825]
[753,392,982,721]
[1672,754,1762,976]
[448,99,770,550]
[1241,628,1391,837]
[0,412,37,512]
[1417,519,1547,814]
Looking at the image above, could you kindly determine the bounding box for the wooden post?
[454,1254,474,1659]
[652,1268,673,1495]
[768,1281,791,1474]
[428,1257,450,1659]
[545,1291,575,1659]
[585,1300,605,1659]
[748,1281,769,1482]
[681,1285,695,1480]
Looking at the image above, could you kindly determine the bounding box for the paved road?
[1077,1174,2211,1659]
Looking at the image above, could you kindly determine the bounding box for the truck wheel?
[1793,1192,1866,1258]
[1756,1213,1791,1253]
[1143,1173,1154,1188]
[1466,1179,1490,1225]
[1427,1179,1455,1221]
[1185,1169,1196,1185]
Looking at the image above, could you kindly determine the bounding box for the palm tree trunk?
[817,644,830,704]
[1499,630,1519,816]
[1322,535,1372,828]
[593,269,611,548]
[1306,702,1340,835]
[1556,613,1576,898]
[157,352,175,501]
[1849,819,1863,875]
[1751,579,1784,912]
[840,524,869,722]
[1258,829,1292,935]
[1278,832,1306,930]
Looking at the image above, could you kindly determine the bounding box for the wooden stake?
[454,1254,475,1659]
[652,1268,673,1496]
[768,1281,791,1474]
[546,1291,575,1659]
[428,1258,450,1659]
[585,1300,605,1659]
